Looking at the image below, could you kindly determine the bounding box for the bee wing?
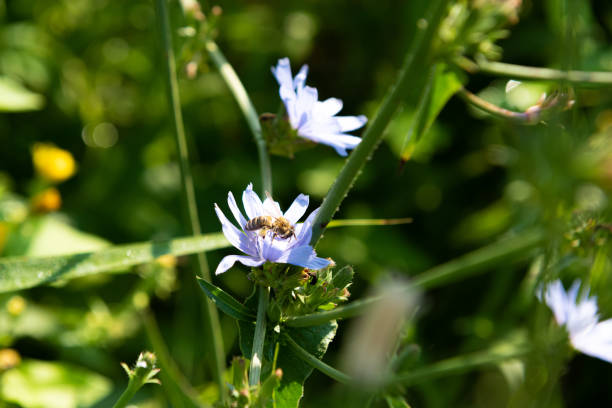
[263,191,283,218]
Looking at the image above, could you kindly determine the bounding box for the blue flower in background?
[214,183,331,275]
[541,279,612,363]
[272,57,367,156]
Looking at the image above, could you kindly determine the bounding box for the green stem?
[112,379,142,408]
[310,0,451,246]
[327,217,413,228]
[387,346,530,386]
[411,229,544,289]
[468,57,612,86]
[283,333,352,384]
[285,229,544,327]
[457,87,542,124]
[205,40,273,195]
[153,0,226,400]
[249,285,270,386]
[142,311,205,408]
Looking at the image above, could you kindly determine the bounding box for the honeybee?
[245,215,296,240]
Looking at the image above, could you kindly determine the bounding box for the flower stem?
[285,229,544,327]
[112,379,142,408]
[387,345,530,386]
[283,333,352,384]
[462,56,612,86]
[205,40,273,195]
[310,0,452,246]
[327,217,413,228]
[249,285,270,386]
[457,87,542,124]
[153,0,226,400]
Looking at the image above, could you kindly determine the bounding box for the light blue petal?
[272,58,293,91]
[293,64,309,90]
[295,207,318,245]
[214,204,256,256]
[242,183,264,219]
[228,191,247,229]
[215,254,265,275]
[263,193,283,217]
[544,280,569,325]
[283,194,309,224]
[313,98,343,117]
[276,245,330,270]
[336,115,368,132]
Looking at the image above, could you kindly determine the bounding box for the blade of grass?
[142,310,209,408]
[0,232,229,293]
[153,0,225,399]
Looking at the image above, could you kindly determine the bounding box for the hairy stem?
[310,0,452,245]
[285,229,544,327]
[205,40,273,195]
[249,285,270,386]
[153,0,225,400]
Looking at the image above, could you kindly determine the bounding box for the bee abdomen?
[245,216,273,231]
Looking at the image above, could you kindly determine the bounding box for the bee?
[245,215,296,241]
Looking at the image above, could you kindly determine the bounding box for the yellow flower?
[0,349,21,371]
[31,187,62,213]
[32,143,76,182]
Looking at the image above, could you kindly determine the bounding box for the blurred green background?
[2,0,612,407]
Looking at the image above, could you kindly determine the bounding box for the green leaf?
[197,277,256,322]
[385,395,412,408]
[1,359,112,408]
[0,232,229,293]
[0,76,45,112]
[400,63,465,161]
[238,300,338,408]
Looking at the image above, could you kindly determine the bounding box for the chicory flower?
[540,279,612,363]
[214,183,331,275]
[271,57,367,156]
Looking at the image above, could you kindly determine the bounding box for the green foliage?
[0,232,229,292]
[0,76,44,112]
[1,359,112,408]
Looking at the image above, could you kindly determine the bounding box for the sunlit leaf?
[0,76,44,112]
[0,232,229,293]
[1,359,112,408]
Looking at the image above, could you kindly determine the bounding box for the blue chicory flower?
[540,279,612,363]
[271,57,367,157]
[214,183,331,275]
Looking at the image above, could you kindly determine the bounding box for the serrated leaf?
[1,359,111,408]
[400,63,465,161]
[0,232,229,293]
[197,277,256,322]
